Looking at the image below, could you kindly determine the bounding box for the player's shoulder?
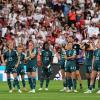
[3,49,9,54]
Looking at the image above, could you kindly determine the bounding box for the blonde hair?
[65,43,73,50]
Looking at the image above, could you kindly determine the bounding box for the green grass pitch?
[0,80,100,100]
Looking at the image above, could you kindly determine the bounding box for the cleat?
[38,88,43,91]
[18,89,22,93]
[29,89,35,93]
[97,90,100,94]
[60,87,67,92]
[84,90,92,93]
[67,89,71,93]
[45,88,48,91]
[9,90,13,93]
[73,90,78,93]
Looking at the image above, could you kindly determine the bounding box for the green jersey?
[65,49,76,72]
[60,51,65,61]
[94,49,100,64]
[16,52,25,75]
[85,50,93,65]
[65,49,76,60]
[4,50,17,68]
[17,52,25,64]
[26,48,38,68]
[41,50,53,67]
[59,50,65,68]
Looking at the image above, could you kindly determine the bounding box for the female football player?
[73,39,83,89]
[65,42,77,92]
[38,42,53,91]
[1,40,21,93]
[13,44,26,91]
[58,46,67,91]
[25,40,38,93]
[84,41,94,89]
[84,42,100,93]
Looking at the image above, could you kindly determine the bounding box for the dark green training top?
[4,49,17,68]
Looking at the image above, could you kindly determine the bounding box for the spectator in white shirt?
[87,23,99,37]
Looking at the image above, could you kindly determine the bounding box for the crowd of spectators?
[0,0,100,64]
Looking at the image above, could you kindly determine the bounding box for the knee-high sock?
[87,78,90,89]
[28,77,33,90]
[67,78,72,90]
[32,77,36,89]
[7,78,12,90]
[46,77,50,88]
[13,80,15,88]
[98,79,100,89]
[40,77,44,88]
[63,78,68,87]
[40,73,45,88]
[70,78,73,87]
[22,79,26,88]
[93,77,96,89]
[89,85,93,90]
[72,79,77,90]
[14,78,20,89]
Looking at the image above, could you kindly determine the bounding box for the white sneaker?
[32,89,35,93]
[29,89,35,93]
[60,87,67,92]
[18,89,22,93]
[45,88,48,91]
[73,90,78,93]
[84,90,92,93]
[97,90,100,94]
[67,89,71,93]
[38,88,43,91]
[9,90,13,93]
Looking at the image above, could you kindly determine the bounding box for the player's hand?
[5,60,7,63]
[15,64,18,68]
[30,53,35,58]
[64,55,67,59]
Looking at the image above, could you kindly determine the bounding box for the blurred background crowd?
[0,0,100,64]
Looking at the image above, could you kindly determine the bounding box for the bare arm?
[92,56,95,69]
[1,54,6,65]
